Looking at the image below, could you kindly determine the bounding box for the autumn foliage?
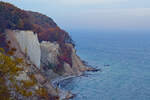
[0,47,59,100]
[0,2,74,68]
[0,2,33,32]
[0,48,32,99]
[0,2,74,45]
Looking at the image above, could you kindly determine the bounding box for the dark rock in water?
[90,68,101,72]
[87,67,101,72]
[104,64,110,67]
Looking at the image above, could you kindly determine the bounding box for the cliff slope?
[0,2,91,100]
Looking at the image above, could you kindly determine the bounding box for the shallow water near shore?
[59,31,150,100]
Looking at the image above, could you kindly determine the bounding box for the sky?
[3,0,150,32]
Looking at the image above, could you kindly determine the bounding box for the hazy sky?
[3,0,150,32]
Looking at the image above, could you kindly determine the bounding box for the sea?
[59,30,150,100]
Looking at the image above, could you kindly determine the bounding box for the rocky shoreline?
[0,2,101,99]
[51,75,77,99]
[51,66,101,100]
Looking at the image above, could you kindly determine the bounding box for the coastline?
[50,65,101,100]
[50,75,81,100]
[51,66,100,87]
[51,75,78,88]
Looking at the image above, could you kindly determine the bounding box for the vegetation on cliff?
[0,2,74,45]
[0,2,32,32]
[0,48,52,100]
[0,1,79,99]
[0,1,74,68]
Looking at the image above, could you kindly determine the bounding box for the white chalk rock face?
[40,41,60,66]
[14,30,41,68]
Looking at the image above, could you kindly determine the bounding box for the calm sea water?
[60,31,150,100]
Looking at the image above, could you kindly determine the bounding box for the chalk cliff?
[0,2,93,100]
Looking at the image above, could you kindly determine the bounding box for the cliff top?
[0,1,74,45]
[0,1,74,67]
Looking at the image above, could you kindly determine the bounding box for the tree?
[0,47,58,100]
[0,48,34,99]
